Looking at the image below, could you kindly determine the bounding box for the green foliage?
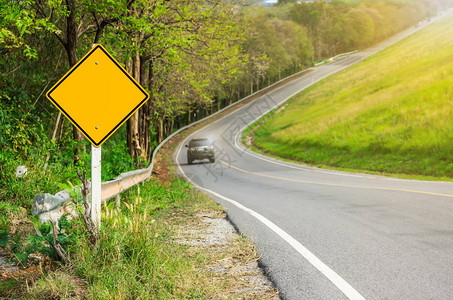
[0,90,55,207]
[0,228,9,248]
[245,11,313,80]
[284,0,443,58]
[70,178,217,298]
[0,202,19,239]
[101,129,140,181]
[251,13,453,179]
[107,0,250,125]
[0,0,61,58]
[2,0,435,196]
[0,91,45,158]
[5,214,77,265]
[2,1,453,292]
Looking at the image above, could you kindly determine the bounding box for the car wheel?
[188,154,193,165]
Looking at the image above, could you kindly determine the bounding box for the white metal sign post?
[91,145,102,227]
[90,43,102,229]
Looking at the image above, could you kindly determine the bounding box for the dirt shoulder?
[153,123,280,299]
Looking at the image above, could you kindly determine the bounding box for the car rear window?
[190,139,211,147]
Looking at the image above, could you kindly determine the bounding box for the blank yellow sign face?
[46,45,149,147]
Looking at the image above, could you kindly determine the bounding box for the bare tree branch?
[50,220,68,264]
[76,169,99,246]
[34,0,66,45]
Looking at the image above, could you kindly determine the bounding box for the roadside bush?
[101,129,140,182]
[0,89,55,208]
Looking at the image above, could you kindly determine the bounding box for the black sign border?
[46,45,149,147]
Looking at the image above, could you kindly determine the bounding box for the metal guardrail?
[34,50,358,221]
[90,66,318,203]
[314,50,358,66]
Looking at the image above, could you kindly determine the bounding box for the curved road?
[176,16,453,299]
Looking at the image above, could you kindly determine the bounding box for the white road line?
[232,62,368,179]
[176,140,366,300]
[173,21,448,299]
[235,134,366,178]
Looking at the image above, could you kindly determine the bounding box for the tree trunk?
[127,48,152,163]
[64,0,85,164]
[142,100,151,161]
[169,119,174,136]
[164,119,169,137]
[128,111,141,160]
[138,55,150,161]
[127,44,144,162]
[57,117,65,150]
[157,117,164,144]
[147,60,156,161]
[125,59,134,158]
[65,0,78,67]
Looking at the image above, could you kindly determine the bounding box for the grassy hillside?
[250,14,453,179]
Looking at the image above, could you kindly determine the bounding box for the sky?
[263,0,278,5]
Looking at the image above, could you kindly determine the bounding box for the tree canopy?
[1,0,449,181]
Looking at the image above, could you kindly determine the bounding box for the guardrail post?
[91,145,102,228]
[115,194,121,207]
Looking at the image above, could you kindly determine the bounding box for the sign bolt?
[95,126,99,130]
[95,62,99,65]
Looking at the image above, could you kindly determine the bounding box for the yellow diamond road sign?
[46,44,149,147]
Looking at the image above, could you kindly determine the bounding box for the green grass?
[0,278,21,295]
[75,179,221,299]
[250,14,453,179]
[2,103,276,298]
[2,156,274,299]
[1,178,226,299]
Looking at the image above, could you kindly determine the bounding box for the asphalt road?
[176,15,453,300]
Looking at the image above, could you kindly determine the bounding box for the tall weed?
[71,179,209,299]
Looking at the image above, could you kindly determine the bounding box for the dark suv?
[186,138,215,164]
